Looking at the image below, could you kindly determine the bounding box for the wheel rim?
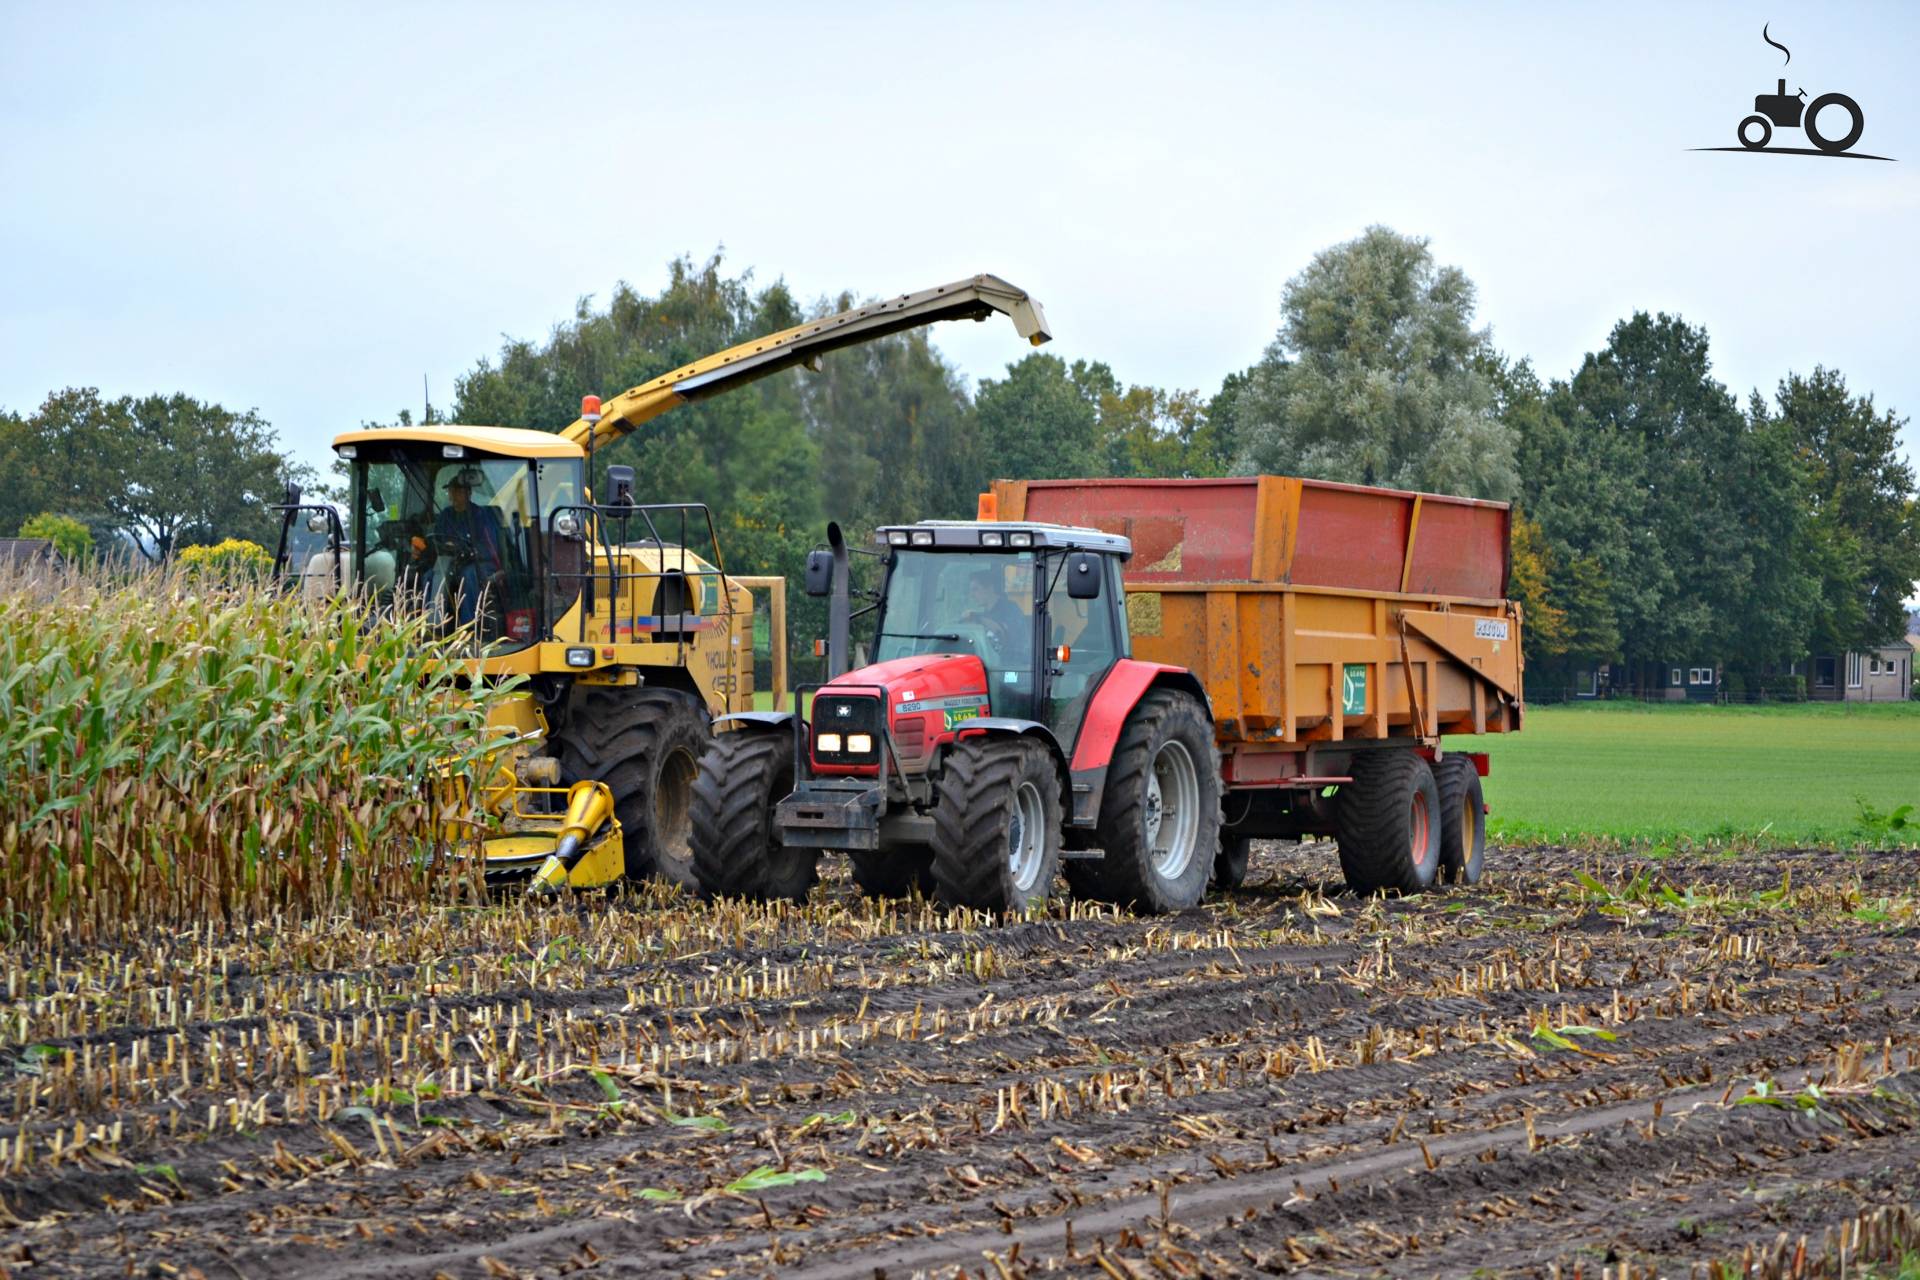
[1409,788,1432,867]
[1007,780,1045,893]
[1459,794,1475,863]
[655,747,697,863]
[1145,739,1201,880]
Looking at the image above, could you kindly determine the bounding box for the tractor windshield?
[343,444,578,651]
[874,551,1037,715]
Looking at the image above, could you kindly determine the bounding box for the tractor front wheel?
[929,737,1061,913]
[1073,690,1222,913]
[1336,749,1442,895]
[551,688,708,888]
[688,731,819,904]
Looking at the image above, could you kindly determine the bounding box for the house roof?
[0,539,60,565]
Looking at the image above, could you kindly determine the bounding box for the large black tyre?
[1335,749,1442,895]
[687,731,819,904]
[1213,835,1252,890]
[1074,690,1222,913]
[849,846,935,899]
[1804,92,1863,153]
[929,737,1060,913]
[550,688,708,887]
[1434,755,1486,886]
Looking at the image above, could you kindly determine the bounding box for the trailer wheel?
[848,846,935,899]
[1079,690,1222,913]
[1335,750,1442,895]
[688,730,818,904]
[551,688,708,888]
[1434,755,1486,885]
[1213,835,1251,890]
[929,737,1060,913]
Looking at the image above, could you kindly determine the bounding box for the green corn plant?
[0,558,515,945]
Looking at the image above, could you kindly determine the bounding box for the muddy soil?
[0,841,1916,1278]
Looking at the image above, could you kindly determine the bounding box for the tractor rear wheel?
[849,846,935,899]
[929,737,1060,913]
[1335,749,1441,895]
[1434,755,1486,885]
[551,688,708,888]
[1077,690,1222,913]
[688,730,819,904]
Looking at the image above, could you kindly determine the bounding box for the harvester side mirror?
[605,465,636,509]
[1067,552,1103,600]
[803,549,834,597]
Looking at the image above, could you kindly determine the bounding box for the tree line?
[6,231,1914,688]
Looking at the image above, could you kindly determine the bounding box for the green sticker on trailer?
[1342,664,1367,717]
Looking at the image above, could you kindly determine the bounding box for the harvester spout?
[528,780,617,893]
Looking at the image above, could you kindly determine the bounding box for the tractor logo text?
[1692,24,1892,162]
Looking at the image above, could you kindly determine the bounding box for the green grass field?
[1477,701,1920,846]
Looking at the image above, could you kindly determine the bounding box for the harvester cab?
[276,275,1052,895]
[689,502,1222,914]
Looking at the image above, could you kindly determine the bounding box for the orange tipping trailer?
[993,476,1524,888]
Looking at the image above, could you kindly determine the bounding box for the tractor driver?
[434,468,503,625]
[961,568,1027,652]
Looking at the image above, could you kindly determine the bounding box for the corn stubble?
[0,560,500,944]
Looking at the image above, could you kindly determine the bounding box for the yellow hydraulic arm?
[558,274,1051,451]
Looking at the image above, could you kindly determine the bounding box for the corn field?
[0,559,503,945]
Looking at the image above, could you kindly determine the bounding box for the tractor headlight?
[980,531,1004,547]
[337,445,357,458]
[910,530,934,547]
[565,647,594,668]
[815,732,843,754]
[553,511,582,538]
[1008,532,1033,548]
[846,733,873,754]
[441,445,465,459]
[887,530,910,547]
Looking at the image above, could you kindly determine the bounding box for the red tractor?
[689,516,1222,912]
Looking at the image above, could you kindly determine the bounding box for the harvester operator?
[434,468,503,625]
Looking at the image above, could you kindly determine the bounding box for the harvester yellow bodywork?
[285,275,1050,890]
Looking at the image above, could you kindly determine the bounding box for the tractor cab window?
[874,551,1036,716]
[1043,551,1121,735]
[345,446,542,650]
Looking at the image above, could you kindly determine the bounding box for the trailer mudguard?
[1068,660,1209,772]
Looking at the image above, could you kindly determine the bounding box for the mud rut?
[1,843,1916,1279]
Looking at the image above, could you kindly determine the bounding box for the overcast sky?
[3,2,1915,481]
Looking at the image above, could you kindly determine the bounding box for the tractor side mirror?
[605,465,636,508]
[803,549,833,597]
[282,481,302,508]
[1066,552,1103,600]
[367,489,386,515]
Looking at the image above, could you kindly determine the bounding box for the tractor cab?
[863,520,1132,745]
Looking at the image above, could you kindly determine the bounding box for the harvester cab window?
[347,447,542,651]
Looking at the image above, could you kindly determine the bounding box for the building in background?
[1807,640,1914,702]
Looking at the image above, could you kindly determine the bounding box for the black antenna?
[423,374,431,425]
